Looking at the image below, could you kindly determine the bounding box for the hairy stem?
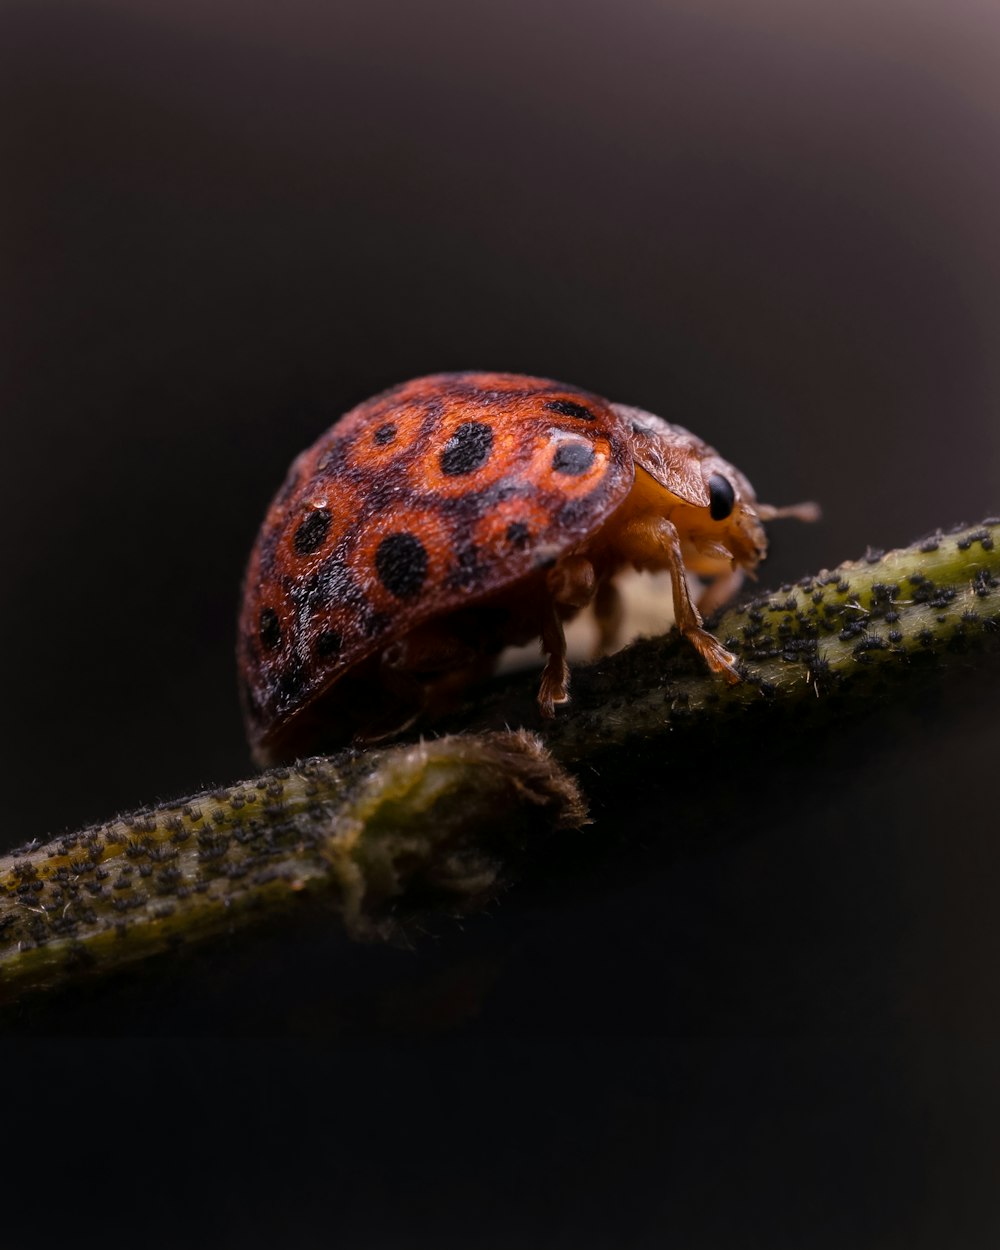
[0,732,585,1002]
[1,519,997,1004]
[460,520,1000,760]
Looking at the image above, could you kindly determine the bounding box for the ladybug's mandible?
[239,372,817,763]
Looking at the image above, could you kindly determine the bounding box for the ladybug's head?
[614,404,819,579]
[688,451,772,576]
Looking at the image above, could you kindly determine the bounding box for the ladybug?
[239,372,817,764]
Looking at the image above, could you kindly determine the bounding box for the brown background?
[3,0,1000,1245]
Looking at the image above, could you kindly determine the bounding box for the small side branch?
[0,732,585,1002]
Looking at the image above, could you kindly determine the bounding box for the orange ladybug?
[239,372,817,764]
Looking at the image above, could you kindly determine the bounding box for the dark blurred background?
[2,0,1000,1244]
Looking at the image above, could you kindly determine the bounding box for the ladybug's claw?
[537,596,570,718]
[686,629,742,685]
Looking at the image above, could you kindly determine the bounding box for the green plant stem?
[0,732,584,1002]
[1,520,997,1004]
[460,520,1000,761]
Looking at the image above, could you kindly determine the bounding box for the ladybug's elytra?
[239,372,818,764]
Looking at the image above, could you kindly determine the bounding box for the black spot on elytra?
[312,559,356,607]
[291,562,365,647]
[275,662,306,702]
[363,610,393,638]
[552,442,595,476]
[450,544,482,588]
[505,522,530,548]
[376,533,428,598]
[315,629,342,657]
[558,497,598,527]
[293,509,331,555]
[289,562,354,617]
[440,421,494,476]
[546,399,596,421]
[258,607,281,650]
[373,423,397,446]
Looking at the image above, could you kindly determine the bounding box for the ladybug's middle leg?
[537,597,569,717]
[592,576,623,657]
[537,554,598,715]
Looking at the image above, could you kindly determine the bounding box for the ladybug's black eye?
[708,473,736,521]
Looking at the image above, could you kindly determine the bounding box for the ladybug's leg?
[618,514,741,684]
[536,555,596,716]
[696,568,744,618]
[537,596,570,717]
[546,554,597,610]
[592,576,623,657]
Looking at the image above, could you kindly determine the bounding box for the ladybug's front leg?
[619,514,741,684]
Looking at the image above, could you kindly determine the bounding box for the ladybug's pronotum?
[239,372,818,763]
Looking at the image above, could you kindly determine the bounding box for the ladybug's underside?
[239,373,775,765]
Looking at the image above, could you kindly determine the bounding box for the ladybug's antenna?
[757,501,822,523]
